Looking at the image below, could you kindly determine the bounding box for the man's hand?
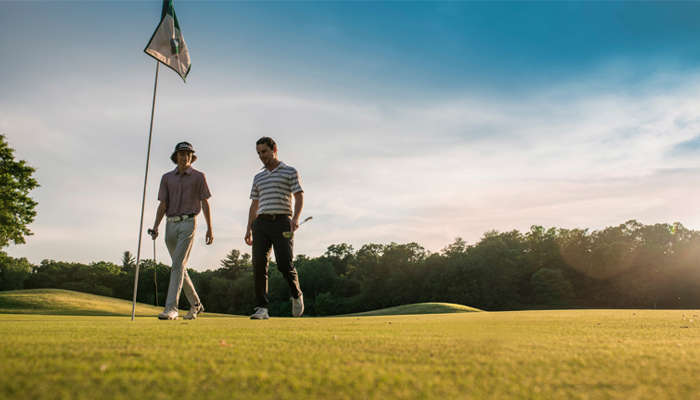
[152,201,167,240]
[291,216,300,232]
[245,228,253,246]
[201,199,214,245]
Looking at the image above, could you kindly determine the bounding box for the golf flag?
[144,0,191,81]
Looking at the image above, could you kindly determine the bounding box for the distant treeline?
[2,220,700,315]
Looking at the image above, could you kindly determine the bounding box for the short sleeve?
[199,172,212,200]
[157,175,168,202]
[250,178,260,200]
[290,168,303,194]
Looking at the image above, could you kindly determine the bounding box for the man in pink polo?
[149,141,214,320]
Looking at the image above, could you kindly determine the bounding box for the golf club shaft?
[153,239,158,307]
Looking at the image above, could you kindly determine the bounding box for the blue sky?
[3,1,700,270]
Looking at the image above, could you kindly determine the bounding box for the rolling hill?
[0,289,226,317]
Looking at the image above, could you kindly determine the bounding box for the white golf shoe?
[250,307,270,320]
[184,303,204,320]
[158,310,178,320]
[291,294,304,317]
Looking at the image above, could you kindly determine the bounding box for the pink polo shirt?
[158,167,211,217]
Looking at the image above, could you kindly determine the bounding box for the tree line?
[2,220,700,315]
[3,135,700,314]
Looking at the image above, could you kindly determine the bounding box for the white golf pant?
[163,218,200,313]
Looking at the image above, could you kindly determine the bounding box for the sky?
[3,1,700,270]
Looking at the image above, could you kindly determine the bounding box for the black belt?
[257,214,290,221]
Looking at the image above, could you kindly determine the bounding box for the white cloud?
[4,71,700,269]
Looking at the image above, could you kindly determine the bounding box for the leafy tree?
[314,292,340,316]
[121,251,135,268]
[469,230,527,308]
[0,251,33,290]
[297,257,336,298]
[323,243,355,276]
[381,242,427,306]
[351,243,384,282]
[134,259,169,306]
[530,268,574,306]
[441,237,468,257]
[0,134,38,248]
[219,249,251,279]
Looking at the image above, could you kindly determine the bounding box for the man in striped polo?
[150,141,214,320]
[245,137,304,319]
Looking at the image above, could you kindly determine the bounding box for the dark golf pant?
[252,215,302,308]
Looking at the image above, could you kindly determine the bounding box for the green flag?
[144,0,191,81]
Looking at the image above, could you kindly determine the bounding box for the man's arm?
[150,201,168,239]
[291,192,304,232]
[245,199,259,245]
[201,198,214,245]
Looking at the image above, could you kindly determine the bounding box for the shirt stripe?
[250,162,302,215]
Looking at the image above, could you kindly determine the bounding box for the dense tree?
[0,251,32,291]
[530,268,574,306]
[219,249,252,279]
[4,220,700,315]
[25,259,123,297]
[0,134,38,248]
[323,243,355,276]
[441,237,468,257]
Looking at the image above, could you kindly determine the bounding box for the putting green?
[1,309,698,399]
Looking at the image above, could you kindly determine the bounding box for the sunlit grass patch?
[1,309,698,399]
[344,302,481,316]
[0,289,231,317]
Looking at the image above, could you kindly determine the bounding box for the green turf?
[1,310,698,399]
[345,302,481,316]
[0,289,229,317]
[0,289,479,318]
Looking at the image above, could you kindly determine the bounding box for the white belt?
[167,214,195,222]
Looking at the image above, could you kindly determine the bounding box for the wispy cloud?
[670,135,700,155]
[5,69,700,268]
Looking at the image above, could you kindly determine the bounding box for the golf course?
[1,290,698,399]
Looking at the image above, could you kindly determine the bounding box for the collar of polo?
[262,161,285,173]
[174,166,193,175]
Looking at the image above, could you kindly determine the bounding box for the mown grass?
[345,302,481,316]
[0,289,229,317]
[1,308,699,399]
[0,289,476,318]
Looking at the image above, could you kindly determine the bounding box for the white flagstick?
[131,61,160,321]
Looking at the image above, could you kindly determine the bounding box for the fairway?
[1,310,699,399]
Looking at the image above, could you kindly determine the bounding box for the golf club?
[147,228,158,306]
[283,216,313,238]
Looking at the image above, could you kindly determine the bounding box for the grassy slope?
[0,289,479,317]
[1,310,699,399]
[0,289,229,317]
[345,302,481,316]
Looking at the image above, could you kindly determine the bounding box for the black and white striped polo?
[250,162,303,215]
